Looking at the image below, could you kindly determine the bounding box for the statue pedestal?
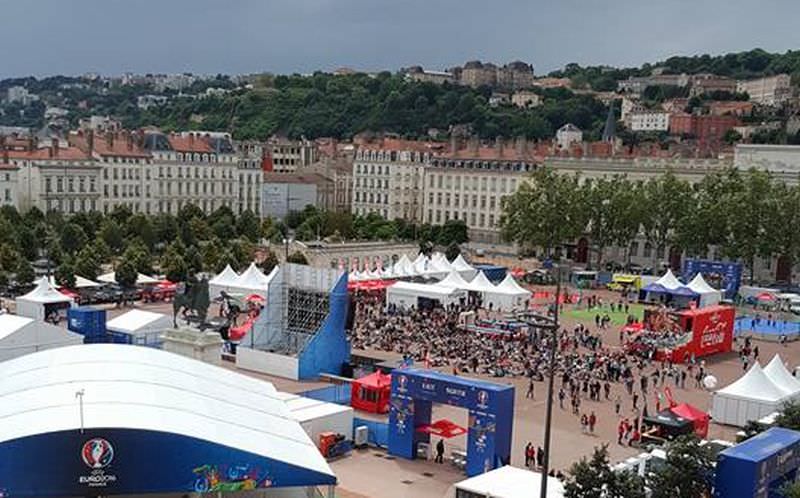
[161,327,223,365]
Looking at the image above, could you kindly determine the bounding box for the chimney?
[468,136,479,155]
[51,138,59,156]
[515,136,527,156]
[126,131,133,150]
[107,131,114,148]
[495,136,504,157]
[27,137,35,152]
[87,130,95,153]
[450,134,458,154]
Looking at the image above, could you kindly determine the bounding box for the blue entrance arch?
[387,369,514,477]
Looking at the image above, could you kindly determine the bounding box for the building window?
[45,178,52,193]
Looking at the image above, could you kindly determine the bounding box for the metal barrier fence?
[353,417,389,448]
[299,384,352,405]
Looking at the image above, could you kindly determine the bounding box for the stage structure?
[683,259,742,299]
[236,264,350,380]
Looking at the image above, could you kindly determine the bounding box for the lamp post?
[539,265,562,498]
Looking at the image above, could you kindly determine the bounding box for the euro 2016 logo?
[477,390,489,408]
[82,438,114,469]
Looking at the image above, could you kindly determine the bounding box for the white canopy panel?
[209,264,239,287]
[448,466,565,498]
[106,310,172,337]
[97,272,160,285]
[0,344,335,479]
[0,314,82,362]
[764,355,800,397]
[654,269,683,291]
[468,271,498,293]
[18,278,71,304]
[711,363,790,427]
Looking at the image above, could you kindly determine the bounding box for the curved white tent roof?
[0,344,334,480]
[654,269,683,291]
[764,355,800,396]
[686,273,718,294]
[47,275,101,289]
[715,363,786,402]
[208,264,239,286]
[233,263,273,290]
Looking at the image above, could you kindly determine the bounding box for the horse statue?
[172,276,210,328]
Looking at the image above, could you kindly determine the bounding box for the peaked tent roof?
[432,253,455,272]
[496,274,533,296]
[0,345,335,486]
[686,273,719,295]
[17,278,72,304]
[233,263,274,289]
[437,270,472,290]
[209,264,239,286]
[468,271,498,293]
[764,355,800,395]
[655,269,683,291]
[451,254,475,272]
[97,272,160,285]
[47,275,101,289]
[715,363,787,402]
[671,402,709,422]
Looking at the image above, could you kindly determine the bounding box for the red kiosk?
[351,371,391,414]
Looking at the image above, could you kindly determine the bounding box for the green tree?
[775,400,800,431]
[185,245,203,275]
[115,259,138,288]
[445,242,461,261]
[15,258,35,285]
[649,436,715,498]
[189,216,212,241]
[641,172,693,268]
[582,177,618,268]
[15,225,39,261]
[75,245,101,280]
[766,183,800,285]
[564,444,645,498]
[60,222,88,255]
[202,241,221,272]
[121,242,152,275]
[163,252,188,283]
[153,213,179,246]
[260,249,279,274]
[212,215,236,241]
[55,257,77,289]
[236,209,261,242]
[287,251,309,265]
[127,213,156,249]
[500,168,585,257]
[99,219,125,254]
[781,481,800,498]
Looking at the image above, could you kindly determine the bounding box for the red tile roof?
[69,131,150,158]
[5,146,90,161]
[168,133,214,153]
[358,138,443,153]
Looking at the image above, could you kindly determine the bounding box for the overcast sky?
[1,0,799,78]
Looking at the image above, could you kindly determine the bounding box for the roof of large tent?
[715,363,787,402]
[97,272,160,286]
[496,274,533,296]
[105,310,172,336]
[208,264,239,286]
[686,273,719,295]
[17,278,73,304]
[388,281,462,297]
[764,355,800,395]
[432,252,455,272]
[468,271,498,293]
[0,345,335,494]
[437,270,472,290]
[47,276,102,289]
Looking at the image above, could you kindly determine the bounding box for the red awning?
[356,371,392,389]
[671,402,709,422]
[757,292,776,302]
[416,419,467,438]
[245,294,266,303]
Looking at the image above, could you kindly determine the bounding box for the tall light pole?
[75,389,85,434]
[539,265,562,498]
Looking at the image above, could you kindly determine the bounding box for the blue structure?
[67,307,107,340]
[715,427,800,498]
[298,273,350,380]
[473,264,507,282]
[388,369,514,477]
[683,259,743,299]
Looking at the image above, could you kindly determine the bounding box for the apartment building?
[689,74,737,97]
[626,111,670,132]
[235,140,267,215]
[267,137,318,173]
[736,74,792,106]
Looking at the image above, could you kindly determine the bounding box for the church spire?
[602,101,617,143]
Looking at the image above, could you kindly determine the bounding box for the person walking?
[558,387,565,409]
[525,442,534,468]
[580,413,588,434]
[526,378,535,399]
[435,439,445,464]
[632,392,639,410]
[589,411,597,435]
[536,446,545,469]
[614,394,621,415]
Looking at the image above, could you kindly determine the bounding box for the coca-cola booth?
[659,305,735,363]
[351,371,391,414]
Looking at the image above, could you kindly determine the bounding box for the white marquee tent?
[711,363,790,427]
[97,272,161,286]
[685,274,723,308]
[15,278,74,321]
[46,275,101,289]
[208,264,239,297]
[491,274,533,311]
[386,281,467,309]
[451,254,478,280]
[106,310,172,346]
[763,355,800,399]
[0,314,82,362]
[227,263,277,297]
[437,270,473,290]
[654,269,683,290]
[446,466,565,498]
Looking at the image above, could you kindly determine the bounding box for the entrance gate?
[387,369,514,477]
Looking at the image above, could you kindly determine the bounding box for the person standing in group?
[536,446,545,469]
[589,411,597,435]
[525,442,534,468]
[614,394,621,415]
[526,378,535,399]
[435,439,445,464]
[580,413,588,434]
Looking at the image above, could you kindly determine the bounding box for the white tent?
[46,275,101,289]
[97,272,160,286]
[386,281,467,309]
[685,273,723,307]
[106,310,172,346]
[437,270,473,291]
[711,363,790,427]
[432,252,455,272]
[467,271,497,293]
[451,254,478,280]
[15,278,74,321]
[446,466,565,498]
[764,355,800,399]
[392,254,414,277]
[491,274,533,310]
[227,263,276,297]
[655,269,683,290]
[0,314,82,362]
[208,264,239,297]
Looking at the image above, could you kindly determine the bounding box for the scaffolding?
[247,263,341,356]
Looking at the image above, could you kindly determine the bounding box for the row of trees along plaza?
[0,203,468,291]
[500,167,800,283]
